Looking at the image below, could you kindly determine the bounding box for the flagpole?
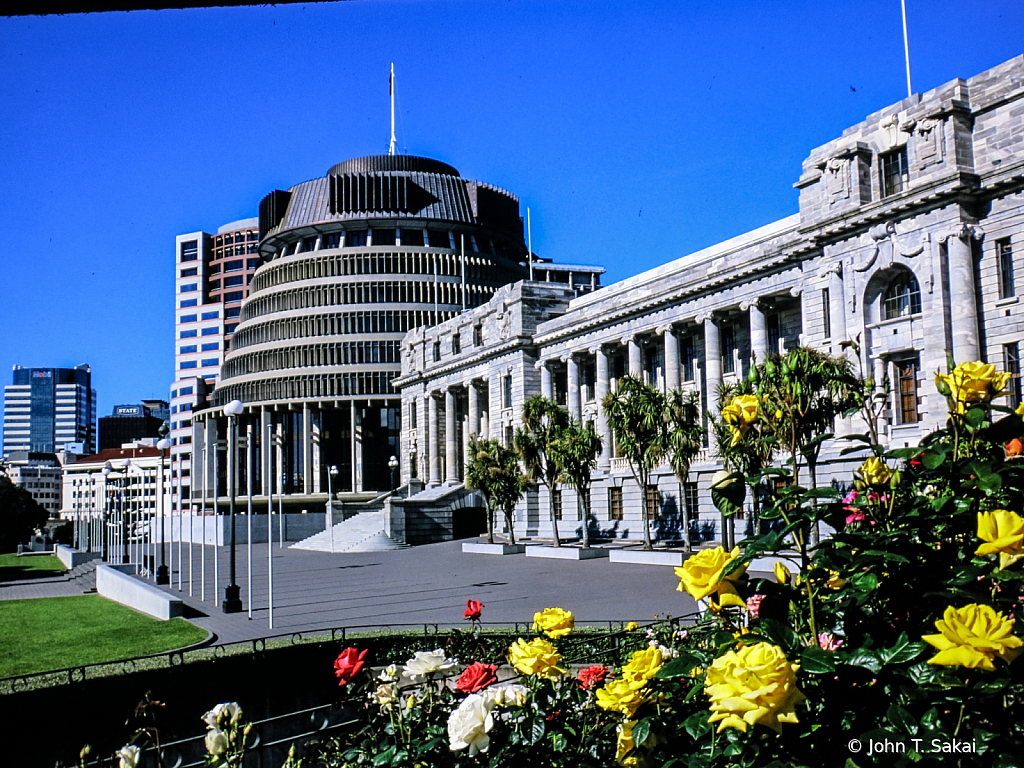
[389,63,397,156]
[527,207,534,281]
[901,0,912,98]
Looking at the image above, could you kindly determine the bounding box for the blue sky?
[1,0,1022,432]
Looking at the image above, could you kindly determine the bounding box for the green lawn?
[0,595,208,678]
[0,552,66,581]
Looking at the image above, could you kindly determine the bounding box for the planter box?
[462,542,526,555]
[608,548,689,567]
[525,545,609,560]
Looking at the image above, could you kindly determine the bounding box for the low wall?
[54,544,101,569]
[95,563,183,620]
[148,513,325,546]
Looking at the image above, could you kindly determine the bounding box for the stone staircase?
[69,559,98,592]
[290,510,409,553]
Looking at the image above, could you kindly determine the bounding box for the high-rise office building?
[3,364,96,456]
[98,399,169,450]
[170,217,260,506]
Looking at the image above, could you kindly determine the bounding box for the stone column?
[662,325,679,391]
[702,314,722,413]
[445,388,458,484]
[540,362,553,401]
[626,336,642,377]
[593,345,611,469]
[351,401,363,492]
[566,354,581,421]
[828,265,847,351]
[747,301,768,365]
[467,380,480,438]
[873,357,889,432]
[943,225,982,364]
[428,393,440,486]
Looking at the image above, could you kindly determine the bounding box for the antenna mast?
[389,63,397,156]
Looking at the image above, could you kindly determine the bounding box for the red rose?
[577,665,610,690]
[334,647,368,686]
[455,661,498,694]
[463,599,484,621]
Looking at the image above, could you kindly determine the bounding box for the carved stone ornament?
[879,114,905,149]
[938,223,985,244]
[915,118,943,167]
[816,261,843,280]
[496,304,512,339]
[825,156,850,204]
[856,221,926,273]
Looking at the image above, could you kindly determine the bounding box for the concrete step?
[289,511,409,553]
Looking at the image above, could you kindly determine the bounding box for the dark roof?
[327,155,459,177]
[73,446,162,464]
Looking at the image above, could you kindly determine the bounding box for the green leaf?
[759,618,799,649]
[849,571,878,592]
[965,407,988,429]
[802,487,841,499]
[656,656,703,678]
[861,549,909,564]
[801,646,837,674]
[886,447,920,459]
[881,633,925,665]
[886,702,917,735]
[922,449,946,470]
[683,711,712,740]
[844,651,882,673]
[523,715,546,745]
[549,732,568,752]
[632,718,652,749]
[372,746,396,767]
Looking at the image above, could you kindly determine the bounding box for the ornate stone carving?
[915,118,943,168]
[496,303,512,339]
[824,156,850,204]
[856,221,926,273]
[938,222,985,244]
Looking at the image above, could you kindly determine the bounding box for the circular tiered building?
[198,155,530,496]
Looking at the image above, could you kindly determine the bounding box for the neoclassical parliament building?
[391,54,1024,544]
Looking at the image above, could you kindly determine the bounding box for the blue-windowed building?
[3,364,96,456]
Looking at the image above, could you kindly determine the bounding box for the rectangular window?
[608,487,623,521]
[179,386,194,396]
[179,298,198,308]
[201,311,219,320]
[429,230,452,249]
[201,326,219,336]
[504,424,514,448]
[225,324,238,335]
[180,283,197,292]
[324,233,341,249]
[179,344,197,354]
[682,482,699,524]
[224,275,244,288]
[998,238,1015,299]
[822,288,831,338]
[180,313,197,323]
[881,147,909,197]
[474,325,483,346]
[452,333,461,355]
[224,291,243,303]
[645,485,660,520]
[201,342,219,352]
[179,361,197,370]
[180,268,197,278]
[201,358,219,368]
[247,258,259,270]
[180,329,197,338]
[225,259,243,272]
[432,342,441,362]
[895,357,920,425]
[767,313,781,355]
[225,307,241,319]
[207,280,220,291]
[722,325,736,374]
[552,489,562,521]
[1005,343,1022,409]
[502,375,513,409]
[400,228,424,246]
[345,230,367,247]
[180,240,198,262]
[680,336,695,381]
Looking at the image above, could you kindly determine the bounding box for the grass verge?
[0,553,66,581]
[0,595,208,678]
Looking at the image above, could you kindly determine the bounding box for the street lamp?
[388,455,399,494]
[327,465,339,554]
[101,462,112,561]
[156,422,171,584]
[121,459,132,564]
[222,399,244,614]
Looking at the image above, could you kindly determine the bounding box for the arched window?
[883,271,921,319]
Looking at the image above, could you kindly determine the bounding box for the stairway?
[67,558,98,593]
[290,511,409,553]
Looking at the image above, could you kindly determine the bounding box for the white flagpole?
[389,63,397,156]
[201,423,207,601]
[461,234,466,312]
[901,0,912,98]
[527,207,534,281]
[246,420,254,620]
[213,424,219,607]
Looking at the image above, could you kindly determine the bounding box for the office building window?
[680,335,695,381]
[722,325,736,374]
[225,323,238,335]
[432,342,441,362]
[247,258,259,270]
[474,325,483,346]
[883,271,921,319]
[1005,343,1022,409]
[180,313,197,323]
[179,345,197,354]
[224,275,245,288]
[895,357,920,424]
[822,288,831,338]
[224,291,243,303]
[225,307,241,319]
[179,361,197,370]
[180,268,197,278]
[201,342,219,352]
[881,147,909,197]
[400,228,424,246]
[371,229,396,246]
[180,298,198,308]
[181,283,197,293]
[502,375,513,409]
[682,482,699,523]
[608,487,623,521]
[179,386,194,396]
[429,230,452,248]
[346,230,367,247]
[181,240,198,262]
[225,259,243,272]
[998,238,1015,299]
[201,326,219,336]
[180,329,197,339]
[552,489,562,520]
[452,333,461,355]
[201,358,219,368]
[201,311,219,320]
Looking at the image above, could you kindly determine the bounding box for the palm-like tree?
[549,419,603,548]
[665,389,706,551]
[514,397,570,546]
[601,375,669,550]
[464,436,527,545]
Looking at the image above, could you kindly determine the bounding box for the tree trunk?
[640,472,653,551]
[808,459,820,547]
[580,489,591,548]
[505,508,516,545]
[549,484,561,547]
[679,479,691,551]
[487,503,494,544]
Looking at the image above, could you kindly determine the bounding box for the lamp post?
[156,422,171,584]
[388,455,399,494]
[121,460,132,564]
[326,465,338,553]
[101,462,112,561]
[222,399,244,614]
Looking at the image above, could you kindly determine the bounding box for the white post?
[246,420,254,620]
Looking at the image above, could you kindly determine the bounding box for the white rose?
[401,649,455,683]
[377,663,401,682]
[205,728,229,756]
[202,702,242,729]
[116,745,140,768]
[447,693,495,755]
[489,683,529,708]
[371,683,398,708]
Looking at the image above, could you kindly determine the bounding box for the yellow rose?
[722,394,759,446]
[533,607,574,638]
[705,643,805,734]
[596,678,647,717]
[1017,402,1024,417]
[625,621,638,631]
[923,604,1023,671]
[773,562,792,585]
[615,720,636,763]
[675,546,747,610]
[856,457,892,487]
[976,509,1024,570]
[936,361,1011,414]
[507,637,565,679]
[620,647,663,690]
